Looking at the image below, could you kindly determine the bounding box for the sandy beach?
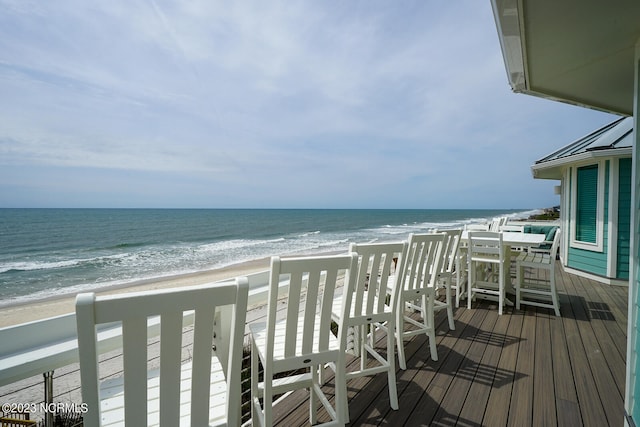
[0,253,336,419]
[0,257,271,328]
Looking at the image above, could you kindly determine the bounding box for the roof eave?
[490,0,528,93]
[491,0,640,116]
[491,1,630,116]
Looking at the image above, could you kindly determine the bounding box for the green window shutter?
[576,164,598,243]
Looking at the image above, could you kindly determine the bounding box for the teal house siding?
[567,246,608,275]
[617,158,632,279]
[532,117,632,283]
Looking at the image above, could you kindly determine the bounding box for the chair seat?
[249,317,341,371]
[516,251,552,267]
[332,290,393,324]
[467,231,507,315]
[515,229,561,316]
[331,289,394,358]
[470,254,502,264]
[99,359,228,427]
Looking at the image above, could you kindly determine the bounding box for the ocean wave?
[0,208,541,304]
[107,242,147,249]
[0,251,137,274]
[197,238,286,253]
[0,259,86,274]
[506,209,542,219]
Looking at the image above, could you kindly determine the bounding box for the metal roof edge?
[534,117,629,164]
[532,147,633,176]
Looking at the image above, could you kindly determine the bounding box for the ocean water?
[0,208,539,306]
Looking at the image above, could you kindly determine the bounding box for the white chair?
[528,226,559,254]
[515,229,562,316]
[464,223,489,232]
[499,224,526,271]
[453,244,468,308]
[390,233,445,370]
[249,253,358,427]
[499,224,524,233]
[326,241,406,420]
[432,228,462,330]
[467,231,507,315]
[76,277,249,427]
[489,216,508,232]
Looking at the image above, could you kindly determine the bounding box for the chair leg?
[265,376,273,426]
[251,340,265,427]
[457,252,468,307]
[445,279,455,330]
[425,293,438,361]
[455,257,461,308]
[516,263,522,311]
[396,301,407,370]
[467,260,475,310]
[335,358,348,423]
[455,270,461,308]
[498,264,504,316]
[310,365,318,425]
[386,318,399,410]
[550,269,560,316]
[360,324,367,371]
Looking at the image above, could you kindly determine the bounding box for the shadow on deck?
[271,262,628,426]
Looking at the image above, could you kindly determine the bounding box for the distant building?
[532,117,632,285]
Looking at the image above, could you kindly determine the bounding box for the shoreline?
[0,208,555,329]
[0,249,348,328]
[0,257,272,328]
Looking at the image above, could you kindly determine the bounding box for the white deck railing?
[0,270,273,427]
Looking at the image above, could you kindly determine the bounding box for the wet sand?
[0,257,271,328]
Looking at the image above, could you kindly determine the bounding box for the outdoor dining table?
[460,230,547,250]
[459,230,546,297]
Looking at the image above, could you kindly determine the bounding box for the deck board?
[549,305,583,427]
[533,309,556,427]
[457,310,509,424]
[269,261,628,426]
[508,307,535,426]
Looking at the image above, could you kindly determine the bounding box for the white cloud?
[0,0,617,208]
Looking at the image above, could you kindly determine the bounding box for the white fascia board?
[532,148,633,179]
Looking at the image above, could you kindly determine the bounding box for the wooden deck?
[269,262,628,426]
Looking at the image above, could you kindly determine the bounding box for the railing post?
[43,371,54,427]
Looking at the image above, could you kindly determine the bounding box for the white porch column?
[625,39,640,425]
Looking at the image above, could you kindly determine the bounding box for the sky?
[0,0,618,209]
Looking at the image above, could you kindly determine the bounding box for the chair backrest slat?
[159,311,183,426]
[318,268,338,350]
[190,307,215,426]
[282,267,303,358]
[302,269,321,355]
[122,317,148,426]
[355,253,372,315]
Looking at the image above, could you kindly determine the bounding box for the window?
[576,165,598,243]
[570,162,604,251]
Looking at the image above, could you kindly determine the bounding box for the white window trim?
[607,158,619,278]
[570,160,605,252]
